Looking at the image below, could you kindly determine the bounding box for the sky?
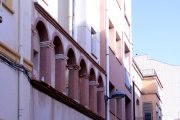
[132,0,180,65]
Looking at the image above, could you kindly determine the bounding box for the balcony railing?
[141,69,157,77]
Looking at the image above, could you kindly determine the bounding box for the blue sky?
[132,0,180,65]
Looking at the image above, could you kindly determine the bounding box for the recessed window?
[116,32,121,60]
[33,50,39,79]
[91,27,97,59]
[109,20,116,53]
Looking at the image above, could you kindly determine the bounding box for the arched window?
[89,68,97,112]
[109,82,116,118]
[66,48,79,100]
[97,76,105,116]
[53,36,65,91]
[78,59,89,107]
[33,21,51,85]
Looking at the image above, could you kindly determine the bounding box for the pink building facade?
[0,0,133,120]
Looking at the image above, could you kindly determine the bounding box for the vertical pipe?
[105,0,110,119]
[68,0,73,36]
[18,0,24,119]
[133,81,135,120]
[72,0,76,39]
[68,0,76,40]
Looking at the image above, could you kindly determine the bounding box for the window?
[33,50,39,79]
[32,29,40,80]
[144,113,152,120]
[124,42,130,71]
[143,102,153,120]
[116,32,121,60]
[109,20,116,53]
[1,0,13,13]
[125,69,131,91]
[91,27,97,58]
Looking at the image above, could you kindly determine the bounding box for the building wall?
[132,63,144,119]
[132,60,163,120]
[31,2,107,119]
[32,88,92,120]
[0,0,133,120]
[0,62,18,120]
[107,0,133,119]
[0,0,32,120]
[134,87,143,119]
[134,55,180,119]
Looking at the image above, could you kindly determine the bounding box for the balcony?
[141,69,162,98]
[141,69,157,77]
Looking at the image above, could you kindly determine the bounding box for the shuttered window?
[143,102,153,120]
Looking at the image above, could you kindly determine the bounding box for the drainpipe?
[72,0,76,40]
[105,0,110,119]
[133,81,135,120]
[18,0,24,119]
[68,0,76,39]
[68,0,73,36]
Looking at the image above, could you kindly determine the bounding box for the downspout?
[133,81,135,120]
[68,0,76,40]
[18,0,24,119]
[68,0,74,37]
[105,0,110,120]
[72,0,76,40]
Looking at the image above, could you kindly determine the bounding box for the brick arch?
[53,36,64,54]
[77,56,88,68]
[89,67,97,112]
[97,73,105,86]
[31,17,51,85]
[97,75,104,88]
[89,68,96,81]
[78,59,89,107]
[88,65,97,80]
[65,47,79,101]
[51,34,66,93]
[32,17,50,41]
[65,45,77,63]
[67,48,76,65]
[79,59,87,74]
[51,32,64,53]
[97,75,105,117]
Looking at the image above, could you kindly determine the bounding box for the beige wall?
[132,60,163,120]
[134,55,180,119]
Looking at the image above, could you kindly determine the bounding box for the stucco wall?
[0,63,18,120]
[32,88,93,120]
